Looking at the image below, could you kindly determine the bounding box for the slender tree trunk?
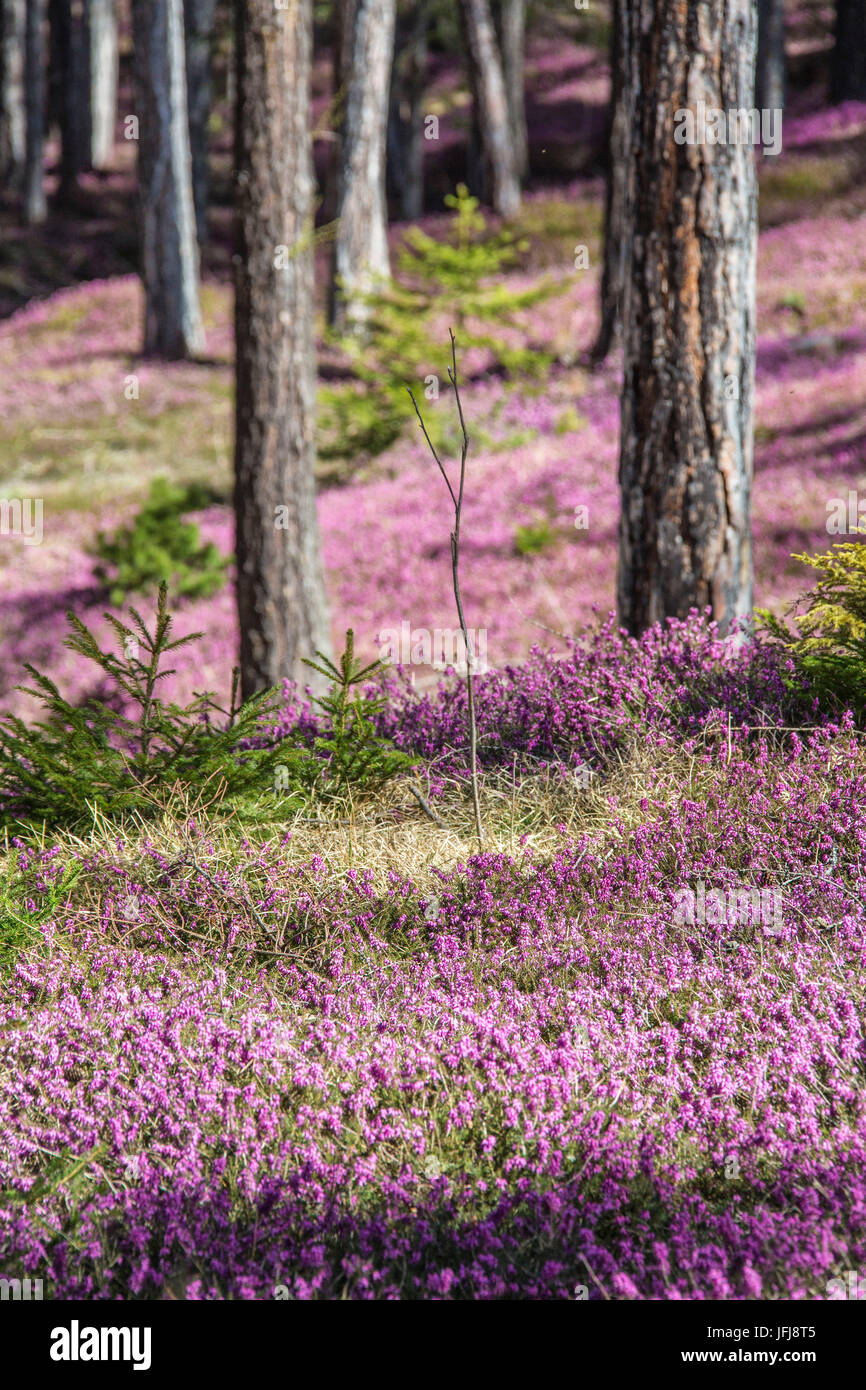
[87,0,118,168]
[591,0,627,364]
[331,0,396,330]
[323,0,356,227]
[0,0,26,188]
[50,0,91,202]
[494,0,527,182]
[387,0,427,220]
[131,0,204,358]
[234,0,332,698]
[831,0,866,103]
[183,0,215,246]
[459,0,520,218]
[617,0,757,639]
[23,0,47,224]
[756,0,785,113]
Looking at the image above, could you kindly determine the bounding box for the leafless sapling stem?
[407,330,484,848]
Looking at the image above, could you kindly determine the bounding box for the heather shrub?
[91,476,230,607]
[757,540,866,721]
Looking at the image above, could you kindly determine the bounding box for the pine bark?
[87,0,118,168]
[459,0,520,217]
[495,0,527,182]
[131,0,205,358]
[23,0,47,224]
[183,0,215,246]
[591,0,628,363]
[831,0,866,103]
[331,0,396,329]
[387,0,427,220]
[0,0,26,188]
[234,0,332,699]
[617,0,757,639]
[756,0,785,113]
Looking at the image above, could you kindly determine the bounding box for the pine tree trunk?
[0,0,26,188]
[831,0,866,103]
[459,0,520,217]
[331,0,396,330]
[234,0,332,699]
[23,0,47,224]
[51,0,91,202]
[617,0,757,639]
[323,0,356,227]
[756,0,785,113]
[183,0,215,246]
[591,0,627,364]
[131,0,204,359]
[387,0,427,220]
[87,0,118,168]
[495,0,527,182]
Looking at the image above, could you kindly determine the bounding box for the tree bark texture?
[234,0,332,699]
[617,0,757,639]
[131,0,205,358]
[0,0,26,188]
[459,0,520,217]
[183,0,215,245]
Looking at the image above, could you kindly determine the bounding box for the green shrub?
[303,630,416,797]
[514,520,556,556]
[756,539,866,720]
[0,585,300,833]
[319,185,564,460]
[92,477,230,607]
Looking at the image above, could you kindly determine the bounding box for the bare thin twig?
[407,330,484,848]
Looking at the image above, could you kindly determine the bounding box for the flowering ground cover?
[0,619,865,1299]
[2,16,866,1302]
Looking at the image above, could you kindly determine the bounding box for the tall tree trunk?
[87,0,118,168]
[617,0,757,639]
[0,0,26,188]
[131,0,204,358]
[183,0,215,246]
[591,0,627,364]
[494,0,527,182]
[331,0,396,330]
[387,0,427,220]
[323,0,356,227]
[459,0,520,218]
[50,0,91,203]
[831,0,866,103]
[756,0,785,113]
[23,0,47,224]
[234,0,332,699]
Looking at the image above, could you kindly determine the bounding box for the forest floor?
[1,7,866,1300]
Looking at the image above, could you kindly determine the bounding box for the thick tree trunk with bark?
[459,0,520,218]
[387,0,427,220]
[183,0,215,246]
[831,0,866,103]
[331,0,396,329]
[591,0,628,363]
[756,0,785,113]
[617,0,757,639]
[494,0,527,182]
[23,0,47,223]
[87,0,118,168]
[0,0,26,188]
[131,0,204,358]
[234,0,332,699]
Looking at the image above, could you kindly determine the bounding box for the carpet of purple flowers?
[1,617,865,1299]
